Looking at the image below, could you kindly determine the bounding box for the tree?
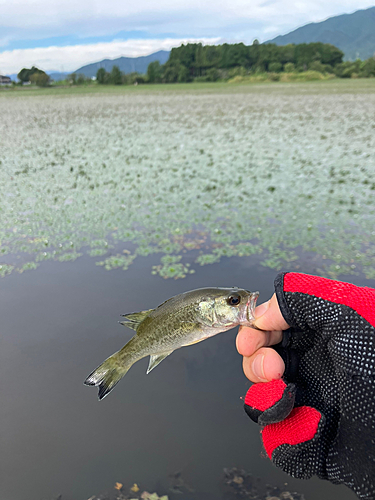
[178,65,190,82]
[360,57,375,77]
[76,74,86,84]
[284,62,295,72]
[96,68,107,84]
[206,68,220,81]
[203,45,221,69]
[29,71,49,87]
[147,61,162,83]
[269,62,282,73]
[309,61,326,73]
[278,44,295,65]
[127,72,145,85]
[17,68,30,82]
[17,66,45,83]
[162,63,180,83]
[109,65,122,85]
[294,42,343,69]
[194,44,204,77]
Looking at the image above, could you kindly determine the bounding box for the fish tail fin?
[84,351,134,400]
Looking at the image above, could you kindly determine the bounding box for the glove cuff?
[274,272,297,327]
[274,271,375,329]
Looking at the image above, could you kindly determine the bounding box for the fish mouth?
[244,291,259,326]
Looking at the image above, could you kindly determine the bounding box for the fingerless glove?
[244,272,375,499]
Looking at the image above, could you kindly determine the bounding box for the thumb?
[254,294,290,332]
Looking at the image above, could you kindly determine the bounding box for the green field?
[1,79,375,278]
[1,77,375,97]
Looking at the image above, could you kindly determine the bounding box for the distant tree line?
[158,41,344,82]
[153,42,375,82]
[95,66,146,85]
[15,41,375,89]
[93,42,375,85]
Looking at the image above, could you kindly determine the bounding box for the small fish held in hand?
[84,287,259,400]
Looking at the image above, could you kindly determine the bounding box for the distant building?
[0,75,12,85]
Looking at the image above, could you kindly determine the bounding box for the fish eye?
[227,293,241,306]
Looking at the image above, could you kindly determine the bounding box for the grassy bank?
[0,77,374,98]
[228,70,335,83]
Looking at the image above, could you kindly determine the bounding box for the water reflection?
[0,254,361,500]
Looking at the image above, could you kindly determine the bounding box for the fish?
[84,287,259,400]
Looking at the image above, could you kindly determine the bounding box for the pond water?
[1,252,365,500]
[1,80,375,500]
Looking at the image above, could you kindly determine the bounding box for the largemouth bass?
[84,287,259,400]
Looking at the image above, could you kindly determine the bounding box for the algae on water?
[0,83,374,279]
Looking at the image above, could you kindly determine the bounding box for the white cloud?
[1,0,374,39]
[0,38,222,74]
[1,0,374,28]
[1,0,374,73]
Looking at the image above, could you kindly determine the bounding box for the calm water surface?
[2,82,374,500]
[1,253,364,500]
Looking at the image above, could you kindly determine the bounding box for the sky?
[0,0,374,75]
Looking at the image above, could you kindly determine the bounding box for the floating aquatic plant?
[0,82,374,279]
[152,255,195,279]
[96,252,136,271]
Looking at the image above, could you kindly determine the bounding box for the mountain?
[73,50,170,78]
[48,71,70,81]
[266,6,375,61]
[5,52,170,82]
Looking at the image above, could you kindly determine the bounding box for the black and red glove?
[244,272,375,499]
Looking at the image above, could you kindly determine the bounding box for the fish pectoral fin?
[120,309,153,331]
[147,351,174,374]
[119,321,138,331]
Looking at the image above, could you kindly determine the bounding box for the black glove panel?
[244,273,375,499]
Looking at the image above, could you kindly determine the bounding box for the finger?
[253,294,290,332]
[236,326,283,357]
[242,347,285,383]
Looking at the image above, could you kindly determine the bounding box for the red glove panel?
[244,272,375,499]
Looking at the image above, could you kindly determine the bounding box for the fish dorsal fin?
[120,309,152,331]
[147,351,173,374]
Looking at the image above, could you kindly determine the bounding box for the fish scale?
[84,287,258,400]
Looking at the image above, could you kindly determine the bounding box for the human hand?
[239,272,375,499]
[236,293,289,383]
